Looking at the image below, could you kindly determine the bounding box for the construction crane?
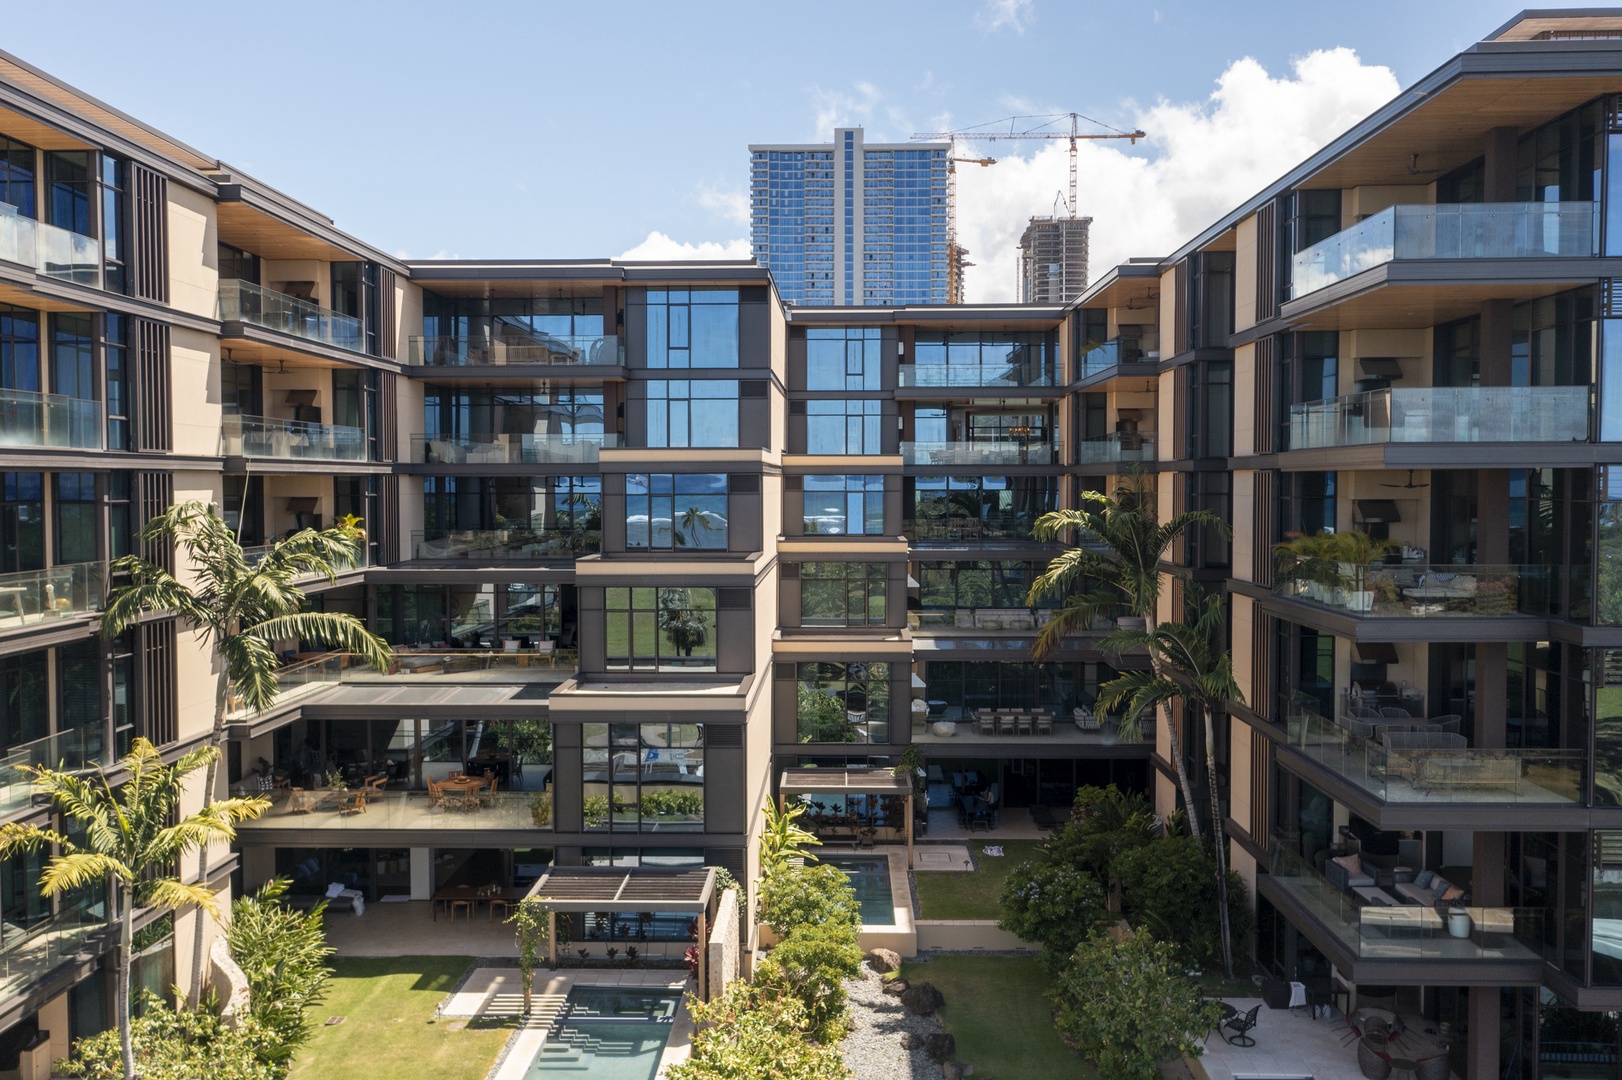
[913,112,1146,219]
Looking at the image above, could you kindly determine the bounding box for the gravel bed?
[841,969,946,1080]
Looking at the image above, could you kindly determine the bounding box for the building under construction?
[1018,215,1092,303]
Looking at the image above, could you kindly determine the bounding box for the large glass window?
[626,474,727,550]
[0,305,40,392]
[0,137,35,219]
[51,313,95,401]
[806,399,883,454]
[799,562,886,626]
[44,151,91,236]
[100,157,126,294]
[803,474,884,535]
[423,386,605,440]
[916,561,1058,610]
[645,380,738,448]
[909,475,1056,541]
[0,472,43,573]
[605,587,717,671]
[0,648,47,749]
[796,662,889,743]
[646,289,739,368]
[581,722,704,831]
[806,327,882,390]
[912,329,1057,384]
[421,475,601,556]
[54,473,96,564]
[102,314,127,450]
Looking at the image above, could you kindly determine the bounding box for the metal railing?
[411,528,601,559]
[408,335,623,366]
[1274,562,1550,618]
[900,440,1062,466]
[222,413,368,461]
[0,202,101,287]
[1287,385,1589,449]
[413,432,616,464]
[0,388,104,450]
[1076,432,1156,464]
[897,362,1056,388]
[1291,201,1598,299]
[0,561,105,630]
[218,279,363,351]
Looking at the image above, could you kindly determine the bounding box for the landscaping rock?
[842,968,948,1080]
[902,982,944,1015]
[926,1033,956,1063]
[942,1064,970,1080]
[866,948,903,973]
[900,1032,923,1049]
[882,978,910,996]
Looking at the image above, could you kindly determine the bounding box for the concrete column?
[1467,986,1500,1080]
[1475,643,1508,749]
[1483,127,1520,203]
[409,846,432,901]
[1472,832,1506,906]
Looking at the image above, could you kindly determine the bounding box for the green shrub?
[997,859,1107,969]
[61,993,278,1080]
[758,863,858,936]
[639,789,704,817]
[754,922,864,1042]
[224,879,335,1073]
[666,982,850,1080]
[529,790,553,826]
[1114,834,1251,968]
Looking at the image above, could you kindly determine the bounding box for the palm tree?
[99,501,392,999]
[656,588,710,658]
[1097,586,1244,977]
[0,739,269,1080]
[1026,469,1229,841]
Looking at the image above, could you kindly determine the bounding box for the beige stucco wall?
[167,185,217,320]
[1232,342,1255,459]
[170,328,221,459]
[1233,214,1258,334]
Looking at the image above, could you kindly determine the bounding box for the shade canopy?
[523,866,716,913]
[779,767,914,797]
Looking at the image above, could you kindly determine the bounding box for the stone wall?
[708,888,740,999]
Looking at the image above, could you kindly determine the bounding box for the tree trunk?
[189,671,229,1003]
[118,883,135,1080]
[1144,613,1202,845]
[1202,706,1235,979]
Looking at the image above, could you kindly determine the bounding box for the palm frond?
[39,852,130,894]
[247,613,392,673]
[141,878,223,918]
[0,823,69,858]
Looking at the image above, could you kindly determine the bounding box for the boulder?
[881,978,910,996]
[866,948,903,973]
[899,1032,923,1050]
[926,1033,956,1063]
[901,982,944,1015]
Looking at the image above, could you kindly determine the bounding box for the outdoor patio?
[1195,996,1458,1080]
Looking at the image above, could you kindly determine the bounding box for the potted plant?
[1274,531,1342,603]
[529,790,553,826]
[1325,530,1399,612]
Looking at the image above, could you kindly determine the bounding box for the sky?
[7,0,1541,301]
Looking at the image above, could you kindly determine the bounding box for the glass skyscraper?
[749,128,951,306]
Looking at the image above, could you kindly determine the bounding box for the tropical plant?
[710,866,748,925]
[224,878,335,1073]
[506,899,549,1013]
[529,790,553,826]
[60,991,277,1080]
[666,982,852,1080]
[893,744,927,801]
[1027,468,1228,844]
[1115,834,1251,969]
[757,863,858,936]
[754,922,864,1042]
[759,799,821,879]
[656,587,710,657]
[1052,928,1224,1080]
[1097,585,1244,976]
[0,740,268,1080]
[797,684,857,743]
[99,501,391,999]
[997,858,1108,970]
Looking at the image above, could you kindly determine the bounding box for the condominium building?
[749,128,953,306]
[1,8,1620,1078]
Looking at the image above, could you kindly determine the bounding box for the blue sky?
[9,0,1537,297]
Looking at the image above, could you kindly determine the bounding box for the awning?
[779,767,914,797]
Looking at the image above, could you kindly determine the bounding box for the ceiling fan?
[1380,469,1429,490]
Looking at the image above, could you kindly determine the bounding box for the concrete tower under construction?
[1018,215,1092,303]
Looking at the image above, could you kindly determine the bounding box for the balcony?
[414,432,616,465]
[900,440,1061,466]
[0,904,107,1001]
[903,516,1043,545]
[236,790,550,835]
[0,727,115,819]
[1075,432,1156,464]
[897,362,1056,389]
[412,528,600,560]
[1283,704,1581,805]
[909,702,1150,749]
[0,561,106,633]
[222,413,368,462]
[1075,336,1153,382]
[241,544,368,573]
[408,335,623,367]
[1290,201,1597,299]
[0,203,101,287]
[0,388,104,451]
[1287,386,1589,450]
[218,279,363,352]
[1268,844,1543,963]
[1274,563,1549,619]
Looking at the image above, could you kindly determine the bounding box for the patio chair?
[977,715,996,737]
[997,716,1015,737]
[1016,716,1033,736]
[427,780,445,809]
[1378,707,1412,720]
[1036,716,1053,735]
[1426,714,1462,734]
[287,787,315,814]
[1221,1004,1260,1047]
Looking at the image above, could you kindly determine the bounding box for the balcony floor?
[237,791,547,835]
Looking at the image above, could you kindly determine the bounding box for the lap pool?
[824,852,896,926]
[524,986,680,1080]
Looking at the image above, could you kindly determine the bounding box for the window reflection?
[605,587,717,671]
[645,380,738,448]
[580,722,704,832]
[803,474,884,535]
[647,289,739,368]
[626,473,728,550]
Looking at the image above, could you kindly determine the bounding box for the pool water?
[524,986,680,1080]
[824,853,896,926]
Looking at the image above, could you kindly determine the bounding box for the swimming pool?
[524,986,680,1080]
[824,853,896,926]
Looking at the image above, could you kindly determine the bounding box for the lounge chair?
[1222,1004,1260,1046]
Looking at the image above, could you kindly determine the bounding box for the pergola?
[523,866,718,999]
[778,767,915,869]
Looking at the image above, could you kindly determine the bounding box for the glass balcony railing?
[1268,843,1543,963]
[0,203,101,287]
[1287,386,1589,449]
[240,544,368,573]
[1076,432,1156,464]
[218,279,363,351]
[1291,201,1598,299]
[236,790,551,833]
[1274,563,1550,618]
[0,562,105,631]
[1075,336,1153,381]
[411,528,601,560]
[355,649,577,678]
[1282,702,1581,804]
[0,904,107,1000]
[897,362,1056,388]
[900,440,1061,466]
[0,388,104,450]
[408,335,622,366]
[0,727,116,819]
[413,432,617,464]
[222,413,368,462]
[903,516,1043,543]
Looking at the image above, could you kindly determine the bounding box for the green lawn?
[900,955,1096,1080]
[291,957,510,1080]
[913,839,1048,919]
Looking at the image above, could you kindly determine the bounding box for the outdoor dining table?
[438,776,491,808]
[431,884,527,921]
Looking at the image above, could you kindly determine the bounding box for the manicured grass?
[900,955,1096,1080]
[290,957,510,1080]
[913,839,1048,920]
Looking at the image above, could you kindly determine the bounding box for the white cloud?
[616,231,751,262]
[811,81,883,140]
[955,47,1401,302]
[696,184,750,227]
[977,0,1033,34]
